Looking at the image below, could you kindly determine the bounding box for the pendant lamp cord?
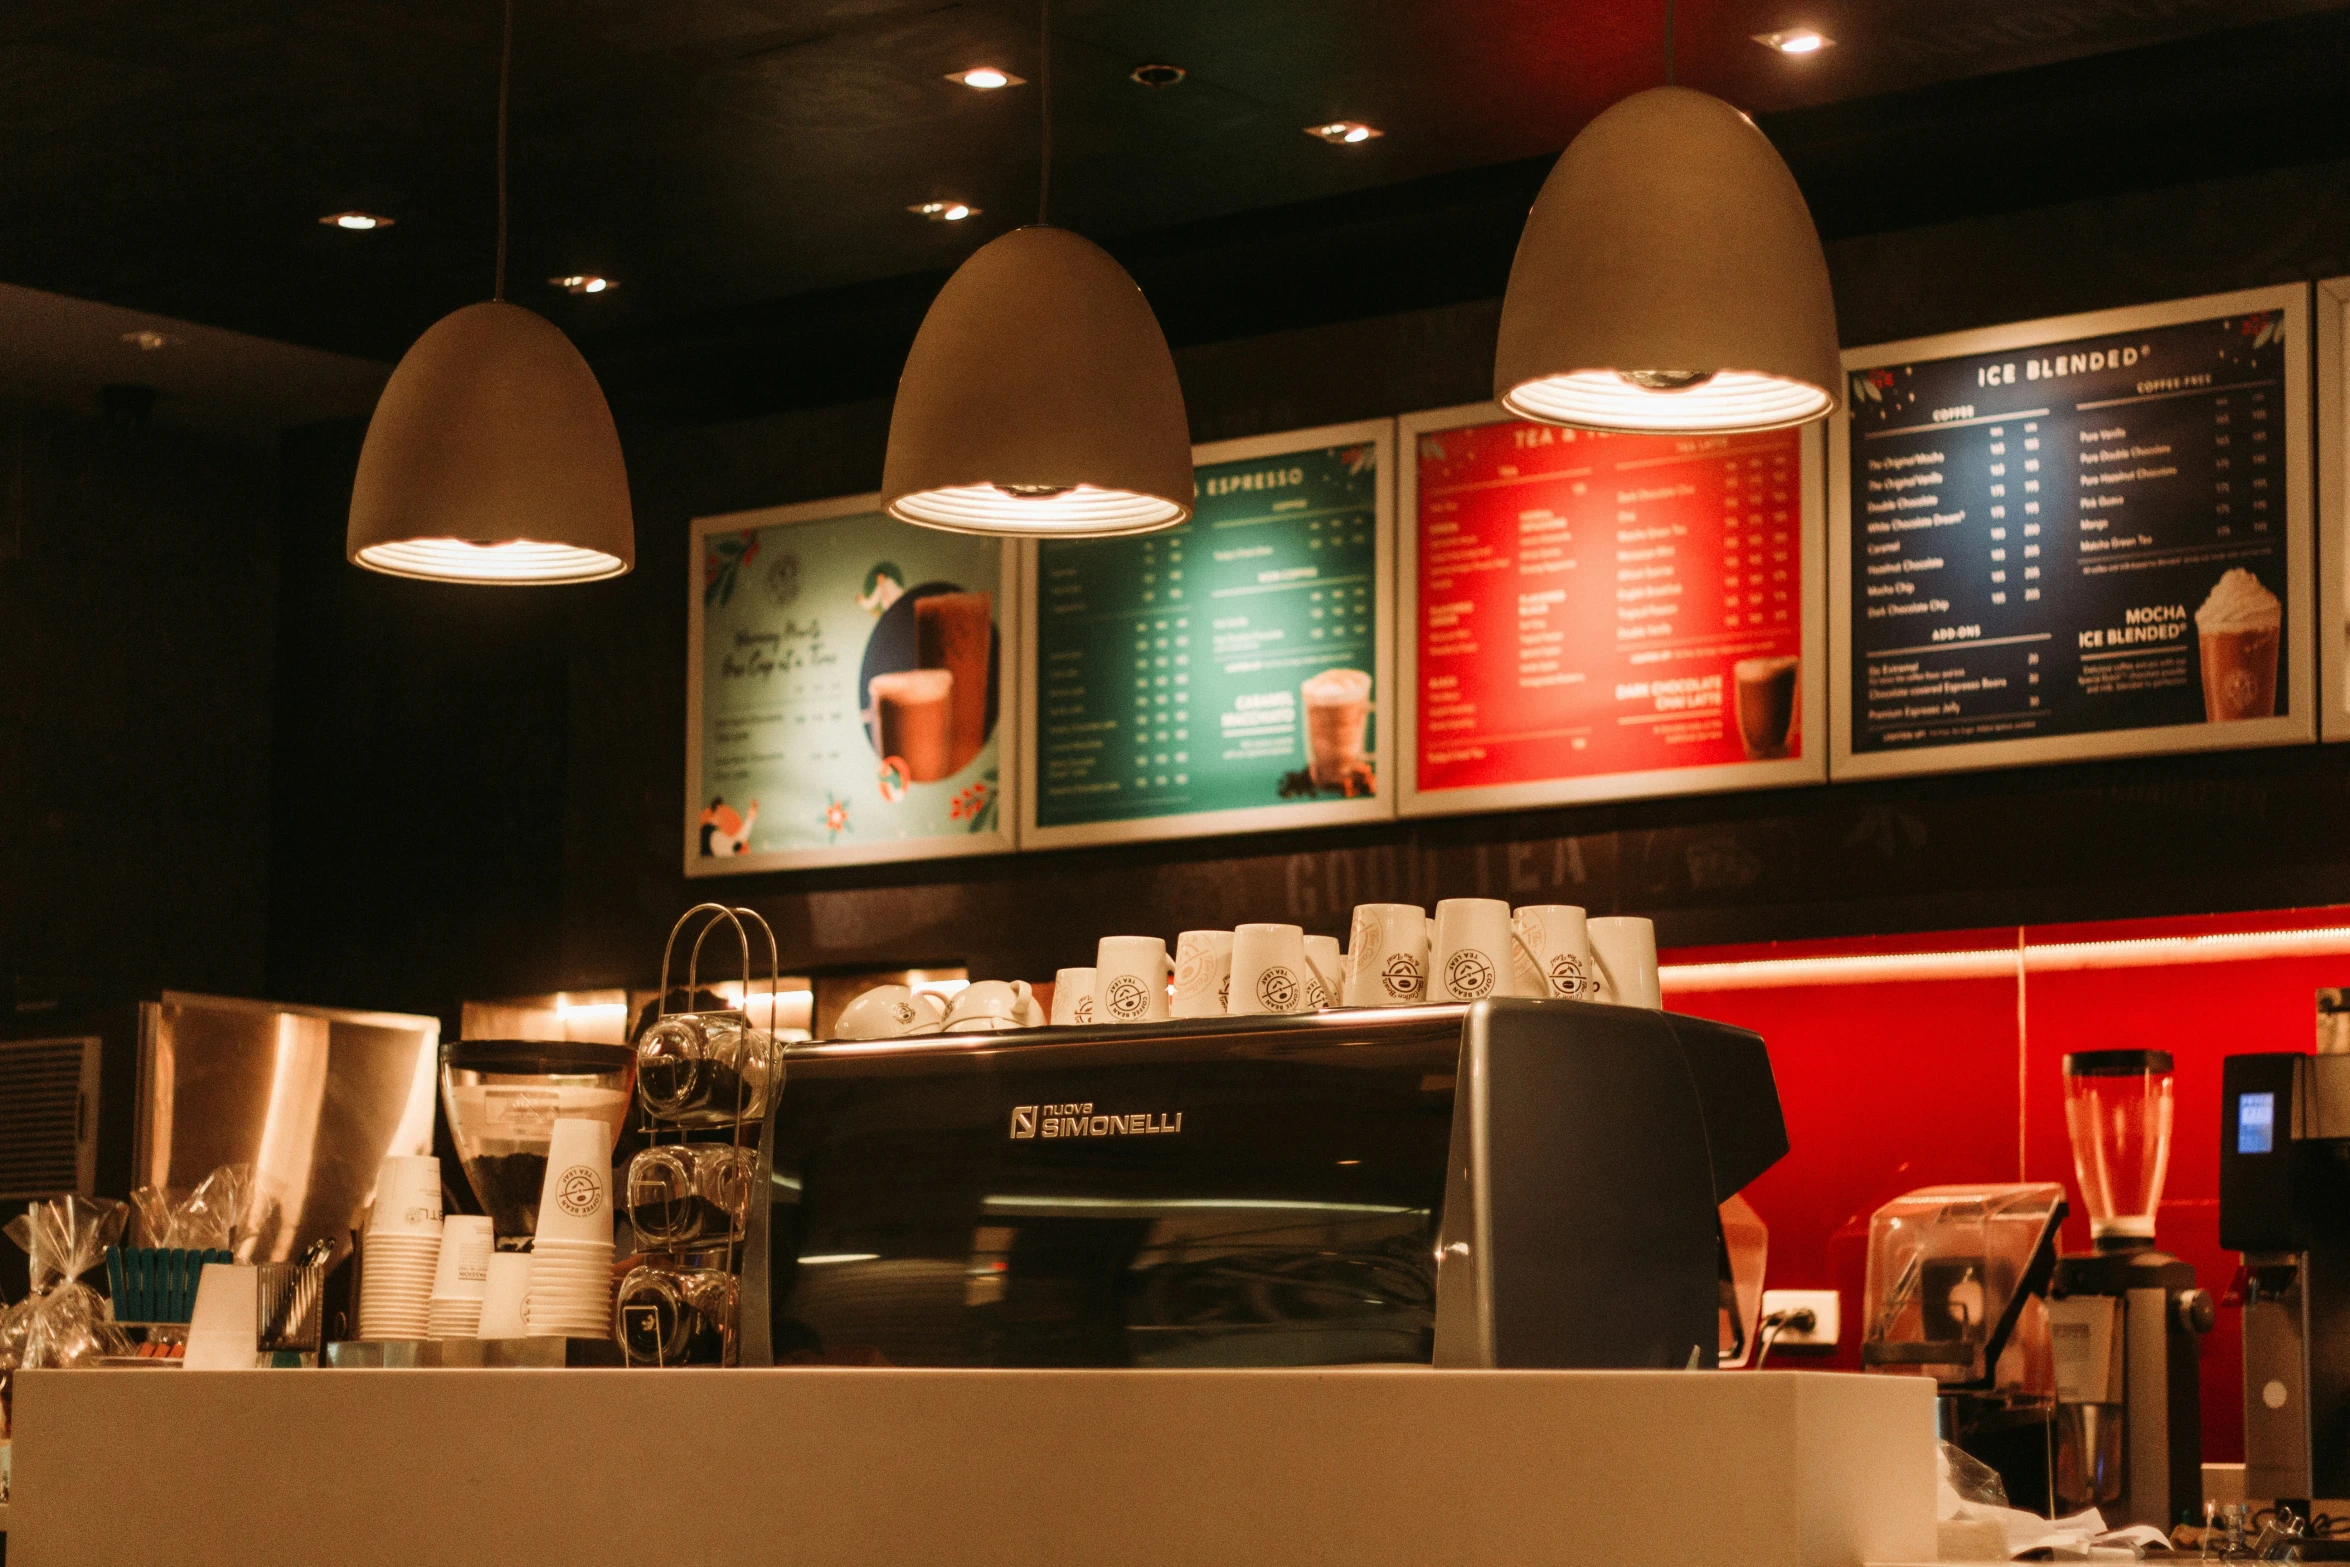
[1036,0,1052,225]
[1663,0,1675,85]
[494,0,513,301]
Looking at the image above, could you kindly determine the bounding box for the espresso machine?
[2049,1050,2212,1530]
[2220,1051,2350,1512]
[743,998,1786,1370]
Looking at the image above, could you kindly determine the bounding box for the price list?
[1030,434,1384,837]
[1409,417,1809,801]
[1847,309,2291,757]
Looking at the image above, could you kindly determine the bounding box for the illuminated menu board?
[1398,403,1826,816]
[1831,285,2313,779]
[1019,421,1394,847]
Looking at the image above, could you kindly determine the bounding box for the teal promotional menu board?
[1019,420,1395,847]
[686,493,1020,873]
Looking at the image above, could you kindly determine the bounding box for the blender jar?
[2060,1050,2174,1249]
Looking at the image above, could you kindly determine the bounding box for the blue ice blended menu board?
[1841,301,2306,772]
[1025,429,1390,845]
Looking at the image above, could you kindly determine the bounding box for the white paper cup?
[429,1215,495,1302]
[478,1254,532,1338]
[1431,898,1514,1002]
[1050,969,1097,1025]
[1512,905,1595,1000]
[1343,905,1428,1006]
[1170,932,1234,1018]
[1094,936,1172,1024]
[1588,916,1663,1009]
[367,1155,444,1237]
[533,1117,614,1244]
[1303,937,1343,1009]
[1229,923,1310,1015]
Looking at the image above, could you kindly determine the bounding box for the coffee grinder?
[2220,1050,2350,1513]
[2049,1050,2213,1530]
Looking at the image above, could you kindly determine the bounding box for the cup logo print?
[889,1000,916,1025]
[1256,965,1300,1012]
[1106,974,1151,1020]
[1547,955,1590,998]
[1175,946,1218,992]
[1073,995,1094,1023]
[1446,949,1495,999]
[556,1164,603,1218]
[1381,954,1424,1001]
[1305,973,1328,1009]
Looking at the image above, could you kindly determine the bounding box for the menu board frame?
[1015,418,1398,849]
[1829,284,2315,780]
[1395,400,1828,818]
[2319,276,2350,741]
[684,492,1022,876]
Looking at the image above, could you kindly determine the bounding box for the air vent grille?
[0,1035,98,1199]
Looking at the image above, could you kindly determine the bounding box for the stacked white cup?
[425,1215,495,1339]
[526,1116,617,1340]
[356,1155,443,1341]
[478,1252,533,1339]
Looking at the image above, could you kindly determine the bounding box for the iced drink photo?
[1301,668,1374,793]
[1733,655,1800,759]
[2194,568,2281,723]
[914,591,993,773]
[869,668,956,781]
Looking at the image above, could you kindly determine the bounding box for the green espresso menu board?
[686,493,1020,874]
[1019,420,1396,847]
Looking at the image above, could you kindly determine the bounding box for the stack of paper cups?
[426,1215,495,1339]
[477,1252,533,1339]
[526,1116,616,1340]
[356,1155,443,1340]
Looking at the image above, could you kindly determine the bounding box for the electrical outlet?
[1761,1289,1841,1348]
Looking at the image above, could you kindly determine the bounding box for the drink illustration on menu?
[1847,310,2288,752]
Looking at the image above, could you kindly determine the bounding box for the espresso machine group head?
[2220,1051,2350,1514]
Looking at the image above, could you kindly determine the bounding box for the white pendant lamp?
[1494,63,1841,434]
[881,0,1192,538]
[347,0,634,584]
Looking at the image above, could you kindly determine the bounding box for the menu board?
[2321,276,2350,742]
[1831,285,2313,778]
[1018,421,1394,847]
[686,494,1019,873]
[1396,403,1826,816]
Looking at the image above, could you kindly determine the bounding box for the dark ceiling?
[6,0,2350,423]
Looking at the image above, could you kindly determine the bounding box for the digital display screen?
[2238,1090,2277,1155]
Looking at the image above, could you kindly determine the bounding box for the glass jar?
[624,1144,755,1249]
[634,1012,779,1127]
[616,1264,738,1367]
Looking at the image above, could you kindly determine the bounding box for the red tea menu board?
[1398,403,1826,815]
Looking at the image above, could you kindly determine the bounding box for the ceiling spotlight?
[946,66,1023,89]
[321,211,393,231]
[550,274,616,295]
[1753,28,1833,54]
[909,200,980,222]
[121,330,172,351]
[1129,63,1186,88]
[1305,121,1382,145]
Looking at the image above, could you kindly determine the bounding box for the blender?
[2050,1049,2213,1529]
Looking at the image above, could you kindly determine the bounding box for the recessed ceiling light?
[946,67,1023,89]
[321,211,394,231]
[1305,121,1383,145]
[1129,63,1186,88]
[551,274,616,295]
[909,200,980,223]
[121,330,172,351]
[1753,28,1833,54]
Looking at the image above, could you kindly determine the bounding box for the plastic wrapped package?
[131,1162,279,1259]
[0,1195,134,1372]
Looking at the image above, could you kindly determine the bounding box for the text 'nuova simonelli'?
[1010,1103,1184,1140]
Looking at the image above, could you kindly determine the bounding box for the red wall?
[1667,905,2350,1462]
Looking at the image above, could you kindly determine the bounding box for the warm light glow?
[889,482,1187,536]
[1754,28,1833,54]
[121,330,172,351]
[799,1253,882,1265]
[909,200,979,222]
[1502,368,1833,432]
[323,211,393,231]
[1305,121,1383,145]
[1660,924,2350,992]
[551,274,616,295]
[353,538,631,584]
[1128,63,1187,88]
[946,66,1023,89]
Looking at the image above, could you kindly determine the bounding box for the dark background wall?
[255,150,2350,1032]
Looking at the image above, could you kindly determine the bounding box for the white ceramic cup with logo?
[1171,931,1234,1018]
[1094,936,1173,1024]
[1431,898,1515,1002]
[1303,936,1343,1009]
[1587,916,1663,1009]
[944,979,1043,1032]
[1229,923,1311,1015]
[1343,904,1429,1006]
[1050,968,1098,1025]
[1512,905,1595,1000]
[532,1116,614,1244]
[833,984,946,1040]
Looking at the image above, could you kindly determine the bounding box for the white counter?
[13,1366,1935,1566]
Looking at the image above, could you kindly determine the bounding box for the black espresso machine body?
[745,999,1786,1370]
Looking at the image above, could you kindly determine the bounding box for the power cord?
[1753,1306,1817,1369]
